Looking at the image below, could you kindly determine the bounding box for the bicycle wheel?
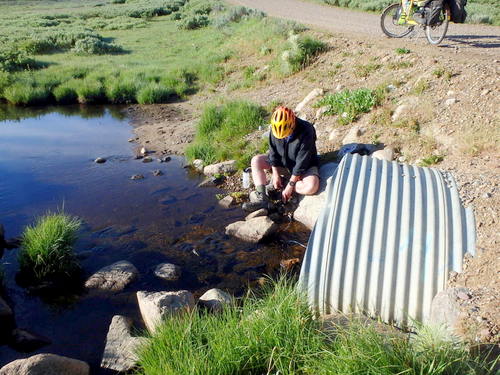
[380,3,415,38]
[425,5,450,44]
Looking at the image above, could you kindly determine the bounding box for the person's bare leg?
[250,154,271,187]
[295,175,319,195]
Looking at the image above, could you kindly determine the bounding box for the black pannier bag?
[426,0,444,25]
[447,0,467,23]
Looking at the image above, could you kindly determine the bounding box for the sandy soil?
[129,0,499,342]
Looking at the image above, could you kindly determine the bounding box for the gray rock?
[85,260,138,292]
[130,174,144,180]
[371,147,395,161]
[154,263,181,281]
[192,159,204,172]
[329,128,342,142]
[9,329,51,353]
[294,162,338,229]
[315,106,330,120]
[245,208,268,220]
[198,175,225,187]
[0,354,89,375]
[199,289,232,311]
[218,195,235,208]
[225,216,277,243]
[94,157,106,164]
[342,125,365,145]
[295,88,324,113]
[137,290,195,333]
[158,156,171,163]
[445,98,457,106]
[203,160,237,176]
[101,315,147,372]
[391,104,410,122]
[429,287,470,334]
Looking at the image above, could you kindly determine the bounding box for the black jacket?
[268,118,318,176]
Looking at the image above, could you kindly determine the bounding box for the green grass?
[318,0,500,25]
[0,0,327,106]
[281,34,328,74]
[137,277,497,375]
[317,88,384,124]
[395,47,411,54]
[19,212,81,283]
[185,100,267,169]
[419,154,444,167]
[354,62,382,77]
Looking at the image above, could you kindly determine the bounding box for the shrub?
[185,101,266,166]
[0,48,39,72]
[105,79,138,103]
[395,47,411,54]
[19,212,81,282]
[72,36,124,55]
[178,14,210,29]
[22,29,102,54]
[213,6,265,28]
[281,34,327,74]
[136,83,176,104]
[3,83,52,106]
[76,79,106,103]
[419,154,444,167]
[317,88,383,124]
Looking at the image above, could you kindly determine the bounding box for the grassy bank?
[318,0,500,25]
[137,277,497,375]
[0,0,327,107]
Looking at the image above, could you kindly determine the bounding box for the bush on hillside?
[72,36,124,55]
[178,14,210,29]
[19,212,81,283]
[281,34,327,74]
[0,48,39,72]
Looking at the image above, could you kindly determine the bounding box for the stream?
[0,105,308,373]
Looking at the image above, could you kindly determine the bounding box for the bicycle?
[380,0,451,45]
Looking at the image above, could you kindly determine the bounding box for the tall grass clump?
[53,83,78,104]
[281,34,327,74]
[137,277,326,375]
[136,82,176,104]
[76,79,106,104]
[3,83,52,106]
[317,88,383,124]
[19,212,81,283]
[105,79,138,104]
[185,101,266,168]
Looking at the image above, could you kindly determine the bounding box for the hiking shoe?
[242,191,269,213]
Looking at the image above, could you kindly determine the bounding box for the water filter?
[242,167,251,189]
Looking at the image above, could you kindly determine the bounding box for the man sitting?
[243,106,320,212]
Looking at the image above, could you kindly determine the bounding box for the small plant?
[412,79,429,95]
[388,61,412,70]
[354,62,382,78]
[419,154,444,167]
[281,34,327,74]
[395,47,411,54]
[19,212,81,282]
[317,88,383,125]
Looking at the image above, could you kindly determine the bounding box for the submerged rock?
[137,290,195,333]
[101,315,147,372]
[0,297,14,341]
[225,216,277,243]
[218,195,235,208]
[154,263,181,281]
[85,260,138,292]
[203,160,236,176]
[8,329,51,353]
[130,174,144,180]
[142,156,153,163]
[0,353,89,375]
[198,175,225,187]
[280,258,300,272]
[245,208,268,220]
[152,170,163,176]
[94,157,106,164]
[199,288,232,311]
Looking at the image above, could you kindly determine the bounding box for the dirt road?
[228,0,500,57]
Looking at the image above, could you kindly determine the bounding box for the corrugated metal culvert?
[299,153,476,327]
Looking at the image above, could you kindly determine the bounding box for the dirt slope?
[228,0,500,58]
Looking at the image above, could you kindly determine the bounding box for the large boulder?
[199,289,232,311]
[225,216,277,243]
[203,160,237,176]
[294,162,338,229]
[154,263,181,281]
[101,315,147,372]
[137,290,195,333]
[429,287,470,335]
[85,260,138,292]
[0,354,89,375]
[371,147,395,161]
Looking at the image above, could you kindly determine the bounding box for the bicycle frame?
[399,0,419,26]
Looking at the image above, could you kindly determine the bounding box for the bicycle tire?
[425,5,450,45]
[380,3,415,38]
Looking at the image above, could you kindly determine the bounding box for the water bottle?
[242,167,251,189]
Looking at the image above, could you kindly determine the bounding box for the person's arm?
[268,131,284,168]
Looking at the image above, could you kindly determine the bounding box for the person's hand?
[282,183,294,203]
[272,172,283,190]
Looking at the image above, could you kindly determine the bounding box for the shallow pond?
[0,105,308,373]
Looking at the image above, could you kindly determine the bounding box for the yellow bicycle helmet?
[271,106,296,139]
